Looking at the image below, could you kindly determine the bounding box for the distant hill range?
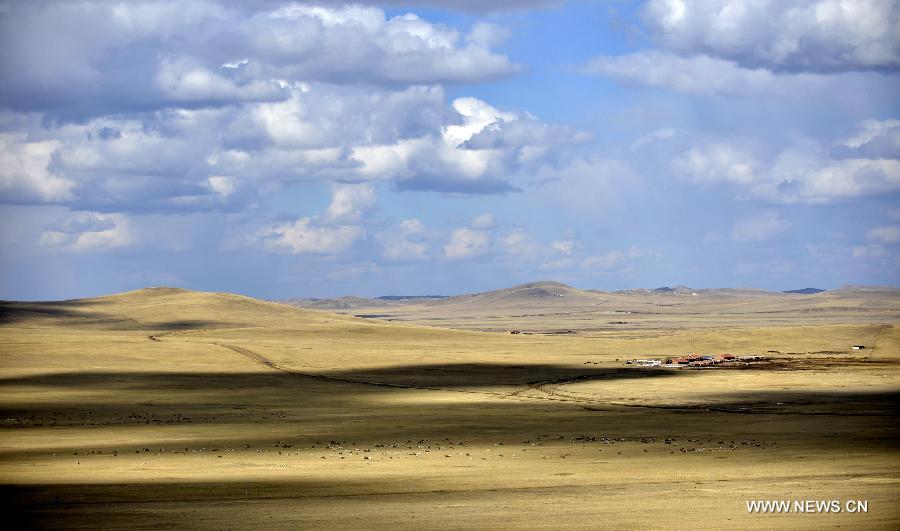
[783,288,826,294]
[278,281,899,332]
[376,295,449,301]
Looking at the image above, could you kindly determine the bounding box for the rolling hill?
[2,286,898,528]
[280,281,900,333]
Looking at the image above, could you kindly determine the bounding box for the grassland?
[2,286,899,529]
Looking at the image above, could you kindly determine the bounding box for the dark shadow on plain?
[0,300,125,326]
[2,479,430,530]
[0,364,685,390]
[1,368,898,460]
[0,301,247,331]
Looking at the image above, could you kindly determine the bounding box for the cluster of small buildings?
[626,353,767,368]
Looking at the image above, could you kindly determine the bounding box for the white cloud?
[380,219,429,261]
[671,142,759,185]
[778,158,900,202]
[833,119,900,159]
[154,56,285,104]
[671,122,900,203]
[0,134,74,203]
[38,212,132,251]
[258,218,362,255]
[583,1,898,96]
[221,58,249,70]
[444,227,490,259]
[207,176,236,198]
[582,51,802,96]
[0,2,519,119]
[867,225,900,244]
[0,83,585,213]
[246,5,520,85]
[731,210,789,242]
[443,97,515,147]
[325,183,376,223]
[641,0,900,72]
[841,119,900,148]
[348,95,581,193]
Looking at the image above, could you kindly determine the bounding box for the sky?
[1,0,899,300]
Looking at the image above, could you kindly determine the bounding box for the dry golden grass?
[1,287,899,529]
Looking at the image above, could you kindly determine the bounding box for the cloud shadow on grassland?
[0,368,897,458]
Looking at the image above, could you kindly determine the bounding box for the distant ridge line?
[376,295,449,301]
[783,288,826,294]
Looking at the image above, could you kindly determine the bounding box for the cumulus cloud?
[46,212,115,234]
[0,2,519,118]
[832,119,900,159]
[154,57,286,104]
[38,212,131,251]
[0,134,73,204]
[444,227,490,259]
[364,0,560,13]
[257,217,362,255]
[582,51,811,96]
[671,121,900,203]
[233,180,377,256]
[207,176,236,198]
[325,183,376,223]
[350,95,584,193]
[641,0,900,73]
[0,0,585,214]
[731,210,789,242]
[0,80,585,213]
[582,1,898,96]
[258,6,520,84]
[13,113,247,216]
[775,158,900,202]
[379,219,430,261]
[671,141,759,185]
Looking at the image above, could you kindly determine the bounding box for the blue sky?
[1,0,899,300]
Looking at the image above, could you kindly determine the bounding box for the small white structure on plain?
[851,345,866,350]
